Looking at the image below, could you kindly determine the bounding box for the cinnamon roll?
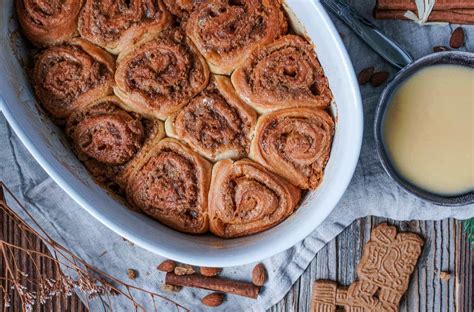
[114,28,210,120]
[126,139,211,234]
[209,159,301,238]
[16,0,83,47]
[66,96,165,190]
[163,0,203,19]
[78,0,172,55]
[250,107,335,190]
[185,0,288,75]
[165,75,257,161]
[232,35,332,114]
[33,39,115,120]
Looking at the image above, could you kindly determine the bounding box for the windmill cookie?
[312,223,424,312]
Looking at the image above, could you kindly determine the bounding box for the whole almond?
[357,66,374,85]
[370,71,389,87]
[201,292,225,307]
[158,260,176,273]
[200,267,223,277]
[174,264,195,276]
[449,27,465,48]
[433,45,450,53]
[252,263,267,286]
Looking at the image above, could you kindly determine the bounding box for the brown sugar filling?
[81,0,166,43]
[67,101,144,165]
[34,44,111,116]
[175,82,249,154]
[128,149,201,224]
[124,29,207,107]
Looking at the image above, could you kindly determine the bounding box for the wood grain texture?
[0,193,88,312]
[2,199,471,312]
[269,217,472,312]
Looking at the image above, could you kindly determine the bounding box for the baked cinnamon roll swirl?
[16,0,83,47]
[165,75,257,161]
[33,39,115,120]
[209,159,301,238]
[250,108,335,190]
[66,96,165,190]
[114,28,210,120]
[126,139,211,234]
[78,0,172,55]
[163,0,203,19]
[232,35,332,114]
[186,0,288,75]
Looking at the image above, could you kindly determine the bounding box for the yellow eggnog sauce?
[383,64,474,196]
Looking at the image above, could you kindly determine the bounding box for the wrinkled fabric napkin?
[1,1,473,310]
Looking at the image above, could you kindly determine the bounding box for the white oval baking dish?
[0,0,363,267]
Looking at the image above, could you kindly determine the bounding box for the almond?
[200,267,223,277]
[252,263,267,286]
[201,292,225,307]
[158,260,176,272]
[370,71,389,87]
[357,66,374,85]
[174,264,195,276]
[433,45,450,53]
[449,27,465,49]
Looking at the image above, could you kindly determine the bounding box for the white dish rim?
[0,0,363,267]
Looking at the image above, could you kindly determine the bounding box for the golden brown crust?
[65,96,165,191]
[33,39,115,120]
[114,28,210,120]
[16,0,83,47]
[78,0,172,55]
[250,107,334,190]
[165,75,257,161]
[232,35,333,114]
[126,139,211,234]
[185,0,288,75]
[208,158,301,238]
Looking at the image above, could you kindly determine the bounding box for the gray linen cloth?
[0,1,473,311]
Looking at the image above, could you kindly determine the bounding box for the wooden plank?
[270,217,473,311]
[0,200,89,312]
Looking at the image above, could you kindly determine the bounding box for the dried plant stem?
[0,182,189,312]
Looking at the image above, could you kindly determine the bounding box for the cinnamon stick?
[377,0,474,11]
[165,273,261,299]
[374,8,474,25]
[374,0,474,24]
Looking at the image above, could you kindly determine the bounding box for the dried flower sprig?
[0,182,189,312]
[404,0,448,25]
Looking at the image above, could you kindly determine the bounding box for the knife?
[321,0,413,69]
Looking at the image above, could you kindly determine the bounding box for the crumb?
[174,264,195,276]
[128,268,138,280]
[440,271,451,281]
[161,283,182,293]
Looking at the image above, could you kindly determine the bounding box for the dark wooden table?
[271,217,473,312]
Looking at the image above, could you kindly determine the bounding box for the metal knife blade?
[321,0,413,68]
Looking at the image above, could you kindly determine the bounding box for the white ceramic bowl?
[0,0,363,267]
